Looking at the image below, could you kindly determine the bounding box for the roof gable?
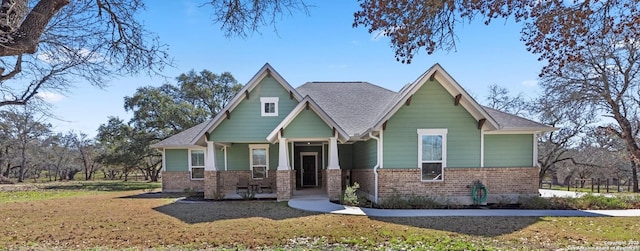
[369,64,500,134]
[266,96,349,143]
[192,63,302,144]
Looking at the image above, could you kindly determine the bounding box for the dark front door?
[302,154,317,186]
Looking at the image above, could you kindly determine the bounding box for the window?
[249,144,269,179]
[417,129,447,181]
[260,97,279,116]
[190,149,205,179]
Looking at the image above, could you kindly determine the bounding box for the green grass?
[0,180,160,203]
[0,190,96,203]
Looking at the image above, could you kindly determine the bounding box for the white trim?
[188,148,206,180]
[368,64,500,134]
[265,96,349,144]
[290,141,294,170]
[533,133,538,167]
[260,97,279,117]
[198,63,303,143]
[162,149,166,172]
[249,144,270,179]
[417,129,447,182]
[379,130,384,169]
[223,146,228,171]
[300,152,318,186]
[480,131,485,167]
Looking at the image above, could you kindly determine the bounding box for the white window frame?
[249,144,269,179]
[260,97,279,116]
[417,129,447,182]
[189,148,206,180]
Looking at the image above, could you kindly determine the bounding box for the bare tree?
[484,84,527,116]
[0,0,310,108]
[541,36,640,192]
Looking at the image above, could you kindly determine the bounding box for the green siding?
[211,77,298,142]
[338,144,353,170]
[353,140,378,169]
[165,149,188,172]
[284,109,333,138]
[225,143,279,171]
[383,80,481,168]
[484,134,533,167]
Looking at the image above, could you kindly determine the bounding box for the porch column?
[204,141,219,200]
[276,137,293,201]
[326,136,342,200]
[277,137,290,170]
[205,141,217,171]
[327,137,340,169]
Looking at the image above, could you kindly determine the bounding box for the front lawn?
[0,182,639,250]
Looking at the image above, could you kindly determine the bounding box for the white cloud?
[37,92,64,103]
[521,80,538,87]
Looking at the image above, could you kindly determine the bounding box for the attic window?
[260,97,279,117]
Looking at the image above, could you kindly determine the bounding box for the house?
[150,63,555,204]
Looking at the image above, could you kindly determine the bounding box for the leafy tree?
[0,106,51,182]
[353,0,639,76]
[124,70,242,138]
[98,70,242,181]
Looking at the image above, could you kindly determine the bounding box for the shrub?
[341,182,360,206]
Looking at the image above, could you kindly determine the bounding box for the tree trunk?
[631,161,639,193]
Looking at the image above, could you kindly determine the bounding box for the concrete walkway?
[287,189,640,217]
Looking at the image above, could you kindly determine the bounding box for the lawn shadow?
[152,199,319,224]
[369,216,541,237]
[120,191,188,199]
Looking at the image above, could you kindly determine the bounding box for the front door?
[301,153,317,187]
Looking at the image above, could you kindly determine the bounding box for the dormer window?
[260,97,279,116]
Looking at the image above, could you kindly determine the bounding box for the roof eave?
[189,63,303,145]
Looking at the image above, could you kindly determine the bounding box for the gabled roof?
[296,81,397,137]
[368,63,500,134]
[191,63,303,144]
[483,106,557,132]
[266,96,349,143]
[152,63,555,149]
[150,120,210,148]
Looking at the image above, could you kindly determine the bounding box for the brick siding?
[377,167,539,204]
[161,171,203,192]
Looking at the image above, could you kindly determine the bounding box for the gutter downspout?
[369,132,381,204]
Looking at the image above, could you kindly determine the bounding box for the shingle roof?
[296,82,397,136]
[150,120,211,148]
[151,64,555,149]
[482,106,554,131]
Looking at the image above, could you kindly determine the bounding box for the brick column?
[204,170,219,199]
[326,169,342,201]
[277,170,294,201]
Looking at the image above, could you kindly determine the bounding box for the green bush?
[341,182,360,206]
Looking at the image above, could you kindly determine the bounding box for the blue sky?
[45,0,544,137]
